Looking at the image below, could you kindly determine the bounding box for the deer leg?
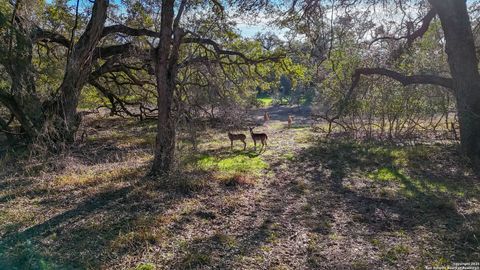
[230,140,233,150]
[243,140,246,150]
[254,140,257,151]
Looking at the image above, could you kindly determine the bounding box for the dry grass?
[0,112,479,269]
[221,173,257,187]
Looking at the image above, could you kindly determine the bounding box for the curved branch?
[32,28,70,47]
[369,8,437,48]
[352,67,454,90]
[326,67,454,122]
[102,25,160,38]
[182,36,285,64]
[94,43,136,59]
[406,8,437,47]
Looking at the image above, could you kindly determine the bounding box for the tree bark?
[0,0,109,144]
[0,2,45,140]
[150,0,187,175]
[151,0,177,175]
[55,0,109,142]
[429,0,480,168]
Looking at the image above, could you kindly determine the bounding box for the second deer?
[249,127,268,151]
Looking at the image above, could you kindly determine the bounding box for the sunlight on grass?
[257,97,273,107]
[366,165,466,199]
[390,146,430,167]
[0,206,37,234]
[294,131,313,144]
[117,135,155,148]
[196,153,268,180]
[54,167,141,187]
[282,152,295,161]
[367,167,397,182]
[135,263,156,270]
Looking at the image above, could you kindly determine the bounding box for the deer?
[264,111,270,122]
[249,127,268,151]
[228,132,247,150]
[287,115,293,128]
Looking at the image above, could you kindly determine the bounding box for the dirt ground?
[0,106,479,269]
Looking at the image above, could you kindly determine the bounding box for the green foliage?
[282,152,295,161]
[79,85,109,110]
[367,167,397,182]
[197,153,268,178]
[256,96,273,107]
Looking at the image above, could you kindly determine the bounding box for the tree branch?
[406,8,437,47]
[94,43,137,59]
[352,67,454,90]
[31,29,70,47]
[369,8,437,49]
[182,36,285,64]
[326,67,453,121]
[102,25,160,38]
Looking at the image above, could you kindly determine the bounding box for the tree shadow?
[0,185,133,269]
[294,139,480,265]
[0,170,202,269]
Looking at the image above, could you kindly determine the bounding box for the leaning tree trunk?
[0,2,44,140]
[54,0,109,142]
[6,61,44,139]
[0,0,109,144]
[430,0,480,168]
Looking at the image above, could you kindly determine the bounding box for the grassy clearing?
[192,152,268,187]
[196,153,268,177]
[256,97,273,107]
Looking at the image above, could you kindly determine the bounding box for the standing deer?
[249,127,268,151]
[264,111,270,122]
[228,132,247,150]
[287,115,293,128]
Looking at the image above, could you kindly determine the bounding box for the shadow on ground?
[1,118,479,269]
[291,139,480,267]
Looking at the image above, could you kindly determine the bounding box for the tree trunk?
[429,0,480,168]
[151,0,177,175]
[55,0,109,142]
[0,0,109,144]
[152,70,176,174]
[0,3,44,140]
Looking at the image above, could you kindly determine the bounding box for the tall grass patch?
[196,153,268,184]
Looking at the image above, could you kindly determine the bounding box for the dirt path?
[251,105,313,126]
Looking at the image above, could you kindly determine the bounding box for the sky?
[230,13,288,38]
[47,0,450,39]
[46,0,286,38]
